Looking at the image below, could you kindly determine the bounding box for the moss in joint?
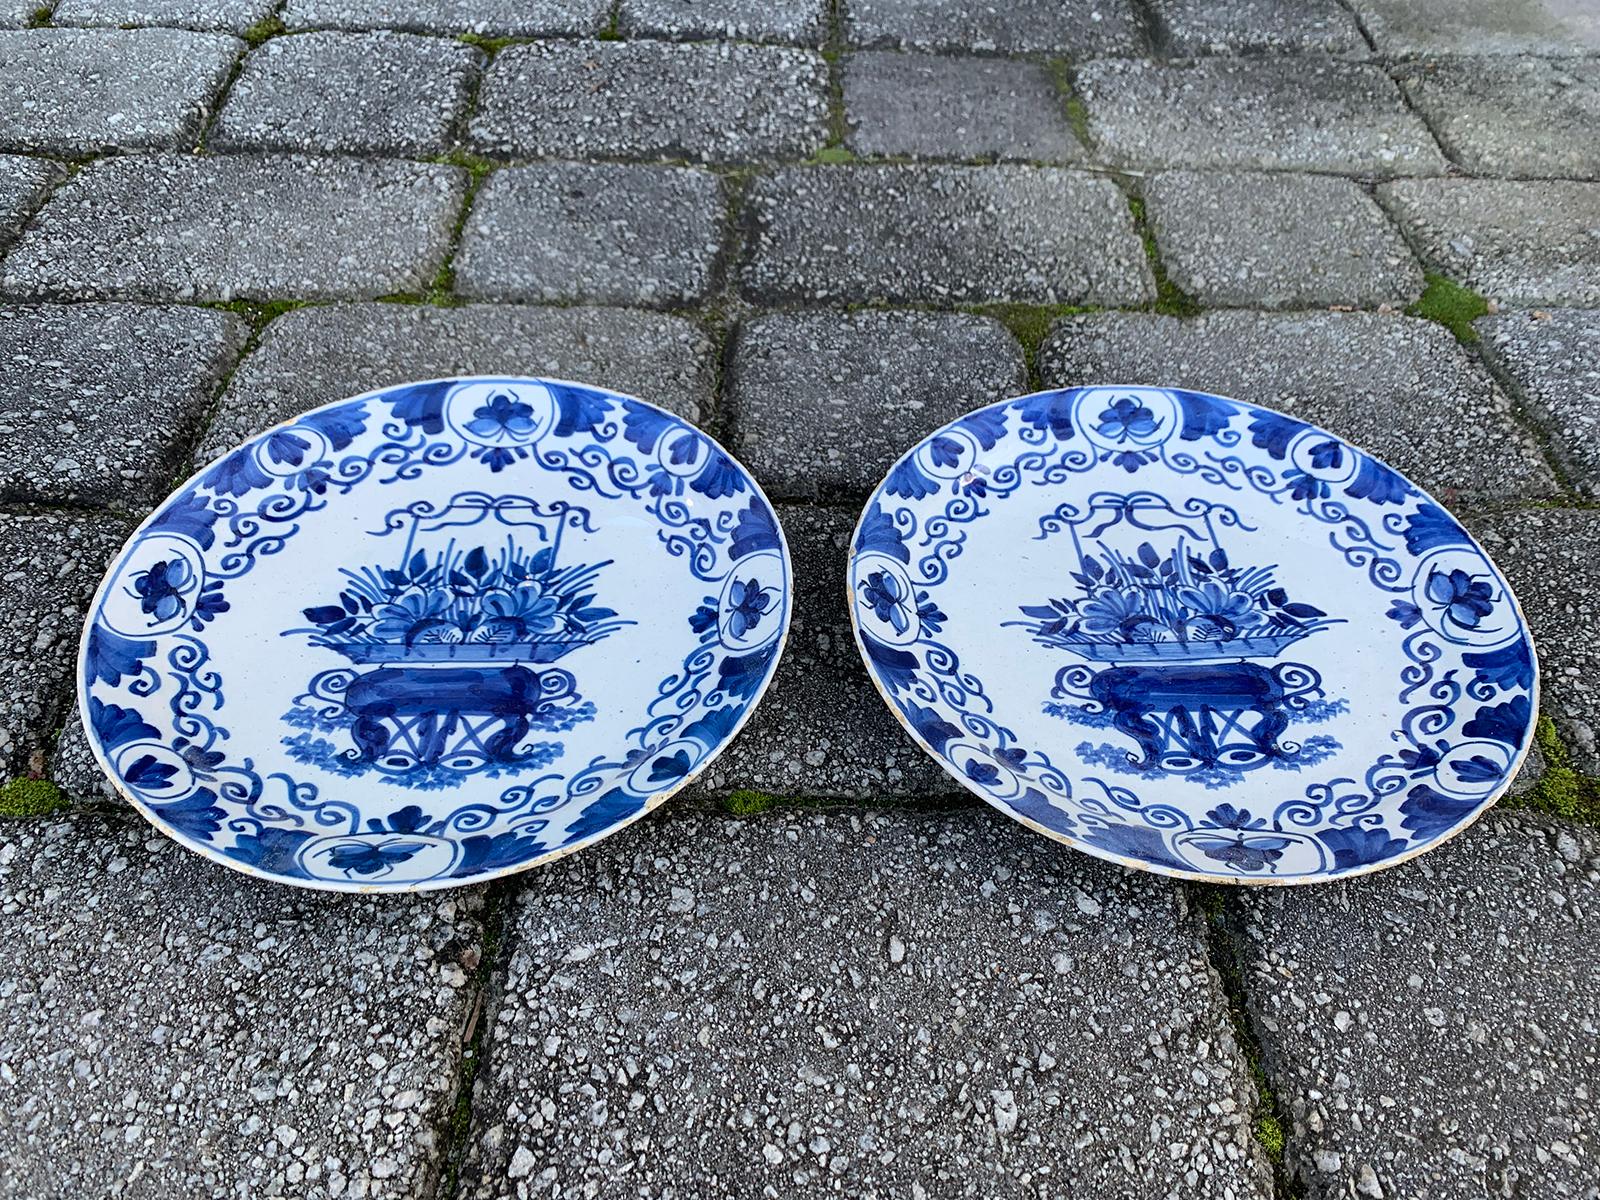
[807,145,856,165]
[1126,194,1202,319]
[28,4,52,24]
[965,302,1101,387]
[1406,272,1490,345]
[456,32,520,54]
[240,15,286,48]
[0,777,68,818]
[1507,716,1600,823]
[725,788,775,816]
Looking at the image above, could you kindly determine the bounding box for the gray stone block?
[195,302,714,463]
[1468,507,1600,773]
[0,28,240,155]
[458,805,1272,1199]
[1078,56,1447,175]
[618,0,827,44]
[844,52,1082,162]
[1478,308,1600,496]
[1348,0,1600,56]
[0,303,247,505]
[743,165,1153,305]
[0,514,127,782]
[1143,171,1423,309]
[1149,0,1368,55]
[845,0,1142,56]
[470,39,829,164]
[1395,57,1600,180]
[1039,310,1559,502]
[283,0,610,35]
[0,0,39,27]
[0,155,62,252]
[0,814,484,1199]
[453,163,723,307]
[51,0,274,31]
[1380,178,1600,308]
[2,153,465,302]
[1238,810,1600,1200]
[688,505,955,801]
[726,309,1027,499]
[211,31,482,156]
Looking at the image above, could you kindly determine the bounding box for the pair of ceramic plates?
[79,377,1536,891]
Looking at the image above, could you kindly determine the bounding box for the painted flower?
[1177,582,1263,639]
[466,392,537,442]
[726,578,773,638]
[1078,588,1151,636]
[1095,396,1160,443]
[324,838,427,877]
[1197,835,1290,873]
[862,569,913,634]
[371,588,450,642]
[481,584,559,633]
[131,558,195,624]
[1425,567,1494,630]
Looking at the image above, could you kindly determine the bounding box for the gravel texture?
[1040,310,1558,502]
[1380,178,1600,307]
[0,28,240,155]
[1468,507,1600,773]
[1143,171,1423,309]
[1348,0,1600,55]
[0,814,486,1200]
[845,0,1143,55]
[617,0,827,43]
[50,0,274,31]
[1478,308,1600,495]
[453,163,724,307]
[470,39,829,164]
[0,155,62,252]
[0,303,246,505]
[687,506,956,800]
[194,301,713,463]
[743,165,1153,305]
[2,153,465,302]
[0,0,37,26]
[1078,56,1447,175]
[283,0,610,35]
[726,309,1027,499]
[458,806,1272,1200]
[1238,810,1600,1200]
[0,514,126,783]
[844,52,1082,162]
[210,31,483,156]
[1148,0,1368,55]
[1395,56,1600,179]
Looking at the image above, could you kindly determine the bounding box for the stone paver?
[1144,171,1423,309]
[1348,0,1600,55]
[1040,310,1558,501]
[193,302,713,463]
[0,0,37,27]
[453,163,722,307]
[743,165,1153,305]
[1238,810,1600,1200]
[1396,57,1600,180]
[0,514,126,783]
[283,0,610,35]
[470,40,829,165]
[2,154,464,302]
[0,814,485,1200]
[50,0,274,31]
[211,31,483,156]
[618,0,827,44]
[1478,308,1600,495]
[844,52,1082,162]
[845,0,1142,56]
[1380,178,1600,307]
[690,506,955,800]
[0,304,246,506]
[1469,508,1600,773]
[1078,56,1447,175]
[459,806,1272,1199]
[0,156,61,251]
[1149,0,1368,55]
[727,309,1027,499]
[0,28,240,155]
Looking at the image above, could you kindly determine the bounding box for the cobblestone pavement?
[2,1,1598,1197]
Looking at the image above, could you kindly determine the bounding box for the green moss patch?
[457,32,521,54]
[808,145,856,165]
[241,15,286,48]
[1505,716,1600,823]
[0,777,67,818]
[725,789,775,816]
[1406,272,1489,345]
[1126,194,1202,319]
[965,302,1099,389]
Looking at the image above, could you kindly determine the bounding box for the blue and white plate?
[848,386,1537,884]
[78,377,791,891]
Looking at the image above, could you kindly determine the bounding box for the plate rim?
[76,374,795,893]
[846,383,1542,886]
